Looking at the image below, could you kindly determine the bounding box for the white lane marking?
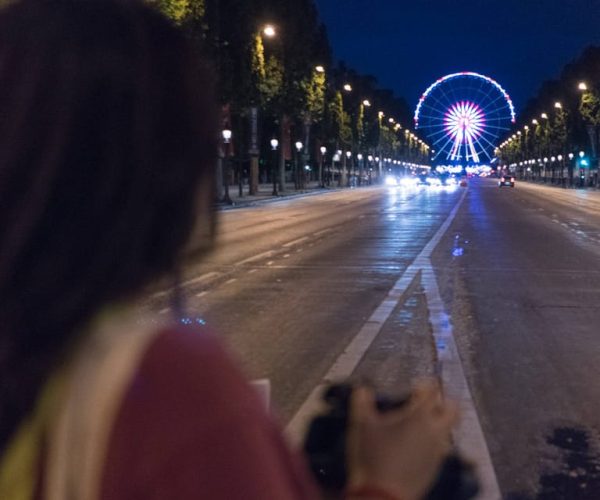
[180,271,220,288]
[225,278,237,285]
[236,250,275,266]
[421,262,501,500]
[247,269,258,274]
[159,308,169,315]
[151,271,220,298]
[283,236,309,248]
[286,190,467,441]
[283,254,291,258]
[196,291,208,298]
[266,261,274,266]
[314,228,332,237]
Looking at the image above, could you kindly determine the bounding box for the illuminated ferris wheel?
[414,72,516,164]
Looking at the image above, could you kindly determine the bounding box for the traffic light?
[578,156,590,168]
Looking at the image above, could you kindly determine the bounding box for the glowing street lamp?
[578,82,588,91]
[532,119,538,125]
[343,83,352,92]
[315,65,325,73]
[222,129,232,143]
[263,25,276,38]
[270,138,279,195]
[362,99,371,107]
[293,141,304,189]
[554,102,562,109]
[541,113,548,120]
[319,146,327,187]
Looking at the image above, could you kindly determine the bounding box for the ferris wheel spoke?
[433,133,456,154]
[419,93,454,121]
[476,131,502,152]
[427,127,454,141]
[433,81,458,108]
[416,113,448,122]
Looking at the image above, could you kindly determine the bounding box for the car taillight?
[511,177,515,182]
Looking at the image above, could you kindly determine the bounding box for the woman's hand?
[346,382,458,500]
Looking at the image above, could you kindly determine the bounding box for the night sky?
[315,0,600,117]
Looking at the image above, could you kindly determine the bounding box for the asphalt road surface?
[142,178,600,500]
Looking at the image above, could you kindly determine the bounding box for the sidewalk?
[216,181,339,209]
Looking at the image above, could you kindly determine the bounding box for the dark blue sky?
[315,0,600,116]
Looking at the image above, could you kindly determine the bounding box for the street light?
[362,99,371,107]
[319,146,327,187]
[343,83,352,92]
[541,113,548,120]
[554,102,562,109]
[295,141,303,189]
[315,65,325,73]
[578,82,588,91]
[221,129,233,203]
[263,25,276,38]
[270,138,279,196]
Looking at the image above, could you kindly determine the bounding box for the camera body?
[303,383,479,500]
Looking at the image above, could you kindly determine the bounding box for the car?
[498,174,515,187]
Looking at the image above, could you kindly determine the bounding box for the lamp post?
[319,146,327,188]
[346,151,352,187]
[357,153,363,186]
[295,141,303,189]
[222,129,233,204]
[270,138,279,196]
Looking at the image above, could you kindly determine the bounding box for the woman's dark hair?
[0,0,217,450]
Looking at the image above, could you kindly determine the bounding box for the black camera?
[303,383,479,500]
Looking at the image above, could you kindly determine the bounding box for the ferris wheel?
[414,72,516,164]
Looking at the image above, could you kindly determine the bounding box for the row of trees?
[497,46,600,185]
[152,0,430,198]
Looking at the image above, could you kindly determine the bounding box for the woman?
[0,1,457,499]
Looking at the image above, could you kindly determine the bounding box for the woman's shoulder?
[100,322,318,499]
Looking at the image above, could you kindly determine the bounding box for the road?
[142,178,600,500]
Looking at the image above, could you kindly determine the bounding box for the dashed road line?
[236,250,275,266]
[196,291,208,298]
[225,278,237,285]
[283,236,309,248]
